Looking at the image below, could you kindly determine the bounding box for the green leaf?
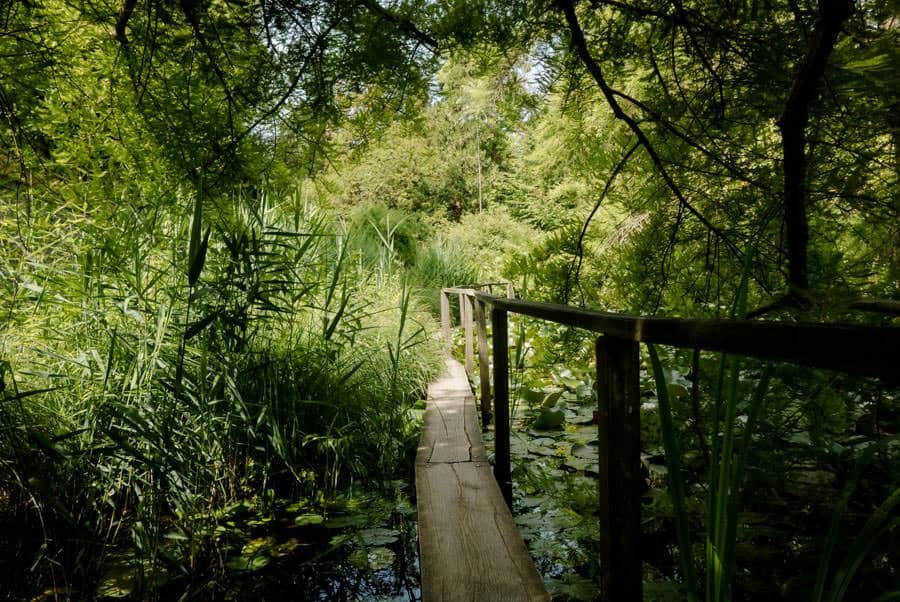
[188,226,210,287]
[294,513,325,526]
[532,408,565,430]
[184,310,219,340]
[647,343,699,601]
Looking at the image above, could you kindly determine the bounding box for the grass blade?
[647,343,699,601]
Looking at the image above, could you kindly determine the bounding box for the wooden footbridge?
[415,358,549,601]
[415,284,898,601]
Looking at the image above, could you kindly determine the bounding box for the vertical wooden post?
[440,290,451,350]
[506,282,515,298]
[491,307,511,506]
[474,298,492,426]
[464,294,474,374]
[596,336,642,601]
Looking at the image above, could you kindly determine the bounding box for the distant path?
[415,358,549,601]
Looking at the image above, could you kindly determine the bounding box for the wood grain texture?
[596,336,642,601]
[416,359,549,602]
[473,292,900,379]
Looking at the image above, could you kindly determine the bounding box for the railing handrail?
[438,284,899,600]
[468,291,899,379]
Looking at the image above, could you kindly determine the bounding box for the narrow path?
[415,358,549,601]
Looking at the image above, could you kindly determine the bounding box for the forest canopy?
[4,0,896,312]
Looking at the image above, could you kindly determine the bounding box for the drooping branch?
[357,0,438,51]
[556,0,741,261]
[179,0,238,142]
[777,0,852,295]
[114,0,138,44]
[565,141,639,305]
[590,0,672,19]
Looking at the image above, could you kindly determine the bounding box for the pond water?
[479,370,683,601]
[88,484,423,601]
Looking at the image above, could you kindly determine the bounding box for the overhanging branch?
[556,0,741,261]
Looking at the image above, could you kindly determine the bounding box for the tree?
[552,0,898,313]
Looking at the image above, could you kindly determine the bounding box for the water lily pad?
[520,388,546,405]
[648,463,668,476]
[294,513,325,526]
[284,500,309,513]
[571,444,598,460]
[541,390,564,408]
[553,369,583,390]
[575,382,594,400]
[528,437,561,456]
[533,408,565,430]
[565,408,595,425]
[355,527,399,546]
[788,432,813,446]
[366,547,396,570]
[271,538,302,557]
[564,457,593,472]
[242,536,276,555]
[567,425,599,445]
[323,513,368,529]
[348,546,396,570]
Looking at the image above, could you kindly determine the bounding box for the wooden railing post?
[475,298,492,426]
[464,294,474,374]
[596,336,642,601]
[440,290,451,349]
[491,307,512,506]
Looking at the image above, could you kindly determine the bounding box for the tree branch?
[357,0,438,52]
[777,0,852,294]
[565,141,639,305]
[557,0,741,260]
[114,0,138,44]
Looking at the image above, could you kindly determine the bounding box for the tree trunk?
[777,0,852,295]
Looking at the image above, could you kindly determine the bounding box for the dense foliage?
[1,0,897,599]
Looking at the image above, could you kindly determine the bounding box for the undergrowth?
[0,189,441,598]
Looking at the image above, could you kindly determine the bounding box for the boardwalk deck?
[415,358,550,601]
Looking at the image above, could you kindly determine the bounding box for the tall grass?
[0,187,441,597]
[646,254,895,600]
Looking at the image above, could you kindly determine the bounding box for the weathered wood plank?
[491,308,512,507]
[416,360,485,465]
[440,291,451,349]
[416,359,549,602]
[596,336,642,600]
[464,295,474,374]
[475,298,492,426]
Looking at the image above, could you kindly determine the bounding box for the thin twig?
[565,141,639,305]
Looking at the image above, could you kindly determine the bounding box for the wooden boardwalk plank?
[416,359,549,602]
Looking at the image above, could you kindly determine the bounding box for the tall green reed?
[0,185,442,597]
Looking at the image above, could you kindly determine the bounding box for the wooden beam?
[596,336,642,601]
[491,307,512,506]
[474,293,899,379]
[416,359,549,601]
[464,295,474,374]
[440,290,451,350]
[475,298,492,426]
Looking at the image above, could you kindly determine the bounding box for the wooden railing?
[439,285,899,601]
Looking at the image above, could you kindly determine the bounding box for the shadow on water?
[0,483,423,601]
[161,486,423,601]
